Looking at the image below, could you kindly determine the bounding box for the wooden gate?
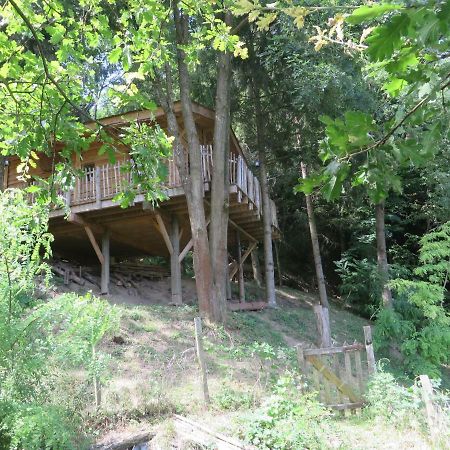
[296,326,376,412]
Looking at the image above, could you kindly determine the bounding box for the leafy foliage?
[296,0,449,203]
[375,223,450,376]
[0,190,122,447]
[244,375,330,449]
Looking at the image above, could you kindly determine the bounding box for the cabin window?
[83,163,95,181]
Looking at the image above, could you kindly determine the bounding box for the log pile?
[111,262,169,281]
[50,258,170,294]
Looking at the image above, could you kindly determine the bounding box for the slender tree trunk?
[301,162,331,347]
[172,5,213,319]
[301,163,329,310]
[259,148,277,307]
[251,248,263,287]
[252,84,276,307]
[375,202,393,308]
[209,11,232,322]
[274,240,283,286]
[0,157,4,191]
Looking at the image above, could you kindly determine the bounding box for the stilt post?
[236,231,245,302]
[101,229,110,295]
[170,215,182,305]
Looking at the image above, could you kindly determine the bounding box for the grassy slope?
[79,283,434,449]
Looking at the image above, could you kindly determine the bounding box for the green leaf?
[366,13,411,61]
[383,77,407,97]
[347,4,403,24]
[109,47,122,64]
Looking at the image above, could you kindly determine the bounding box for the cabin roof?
[85,100,250,164]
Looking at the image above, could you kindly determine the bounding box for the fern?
[378,222,450,377]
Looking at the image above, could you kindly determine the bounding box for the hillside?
[51,280,437,450]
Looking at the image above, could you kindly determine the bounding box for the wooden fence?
[296,326,376,412]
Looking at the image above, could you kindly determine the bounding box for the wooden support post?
[170,215,182,305]
[296,344,307,377]
[95,166,101,207]
[226,262,232,301]
[101,229,110,295]
[236,231,245,302]
[419,374,438,441]
[363,325,376,375]
[194,317,210,405]
[92,345,101,408]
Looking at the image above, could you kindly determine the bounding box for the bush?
[335,252,410,317]
[365,370,420,424]
[0,402,85,450]
[214,386,254,411]
[244,375,330,450]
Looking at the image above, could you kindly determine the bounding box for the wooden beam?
[178,217,211,263]
[303,343,364,357]
[179,238,193,263]
[84,225,104,265]
[68,212,156,257]
[230,242,257,279]
[228,216,257,243]
[154,213,173,255]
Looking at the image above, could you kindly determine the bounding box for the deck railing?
[35,144,277,227]
[63,145,264,211]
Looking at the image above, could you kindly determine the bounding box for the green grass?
[66,285,443,448]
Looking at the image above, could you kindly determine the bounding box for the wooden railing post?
[64,189,71,207]
[363,325,376,375]
[95,166,101,207]
[296,344,307,376]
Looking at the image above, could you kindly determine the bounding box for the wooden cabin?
[3,101,279,304]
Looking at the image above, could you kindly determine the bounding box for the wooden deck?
[47,145,278,265]
[51,145,274,224]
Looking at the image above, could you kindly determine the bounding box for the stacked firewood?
[50,258,170,293]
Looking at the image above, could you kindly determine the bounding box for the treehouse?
[3,101,279,304]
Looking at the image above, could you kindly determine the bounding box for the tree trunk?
[274,240,283,286]
[172,4,214,319]
[0,156,5,191]
[375,201,393,308]
[209,12,232,322]
[155,5,233,323]
[301,163,329,310]
[301,162,331,347]
[252,83,276,307]
[251,248,263,288]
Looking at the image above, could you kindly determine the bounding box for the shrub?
[214,386,254,411]
[244,374,330,450]
[365,370,420,424]
[0,402,85,450]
